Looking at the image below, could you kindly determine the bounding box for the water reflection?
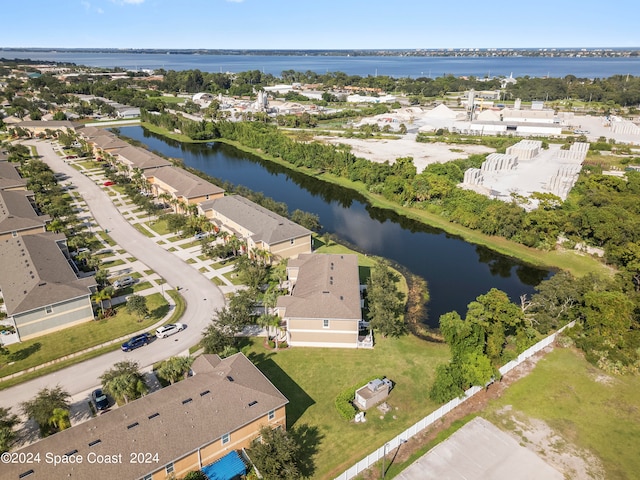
[120,126,551,326]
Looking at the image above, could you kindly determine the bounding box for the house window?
[268,410,275,421]
[323,319,330,329]
[12,231,18,237]
[45,305,53,315]
[143,475,153,480]
[290,239,294,245]
[222,433,230,445]
[165,463,174,474]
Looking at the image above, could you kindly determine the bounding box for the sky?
[3,0,640,50]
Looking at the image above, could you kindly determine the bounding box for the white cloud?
[97,7,104,13]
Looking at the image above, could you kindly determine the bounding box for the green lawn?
[482,347,640,480]
[0,294,168,379]
[146,219,172,235]
[222,270,243,285]
[134,223,155,237]
[244,334,450,479]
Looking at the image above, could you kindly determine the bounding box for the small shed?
[354,378,393,410]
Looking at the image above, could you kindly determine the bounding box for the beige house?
[0,161,28,191]
[90,133,130,157]
[143,166,225,213]
[0,233,96,342]
[198,195,312,261]
[116,145,171,173]
[276,253,368,348]
[3,353,288,480]
[0,190,50,239]
[17,120,76,136]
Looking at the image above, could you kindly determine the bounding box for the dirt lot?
[316,134,494,173]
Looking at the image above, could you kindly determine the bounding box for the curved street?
[0,139,226,411]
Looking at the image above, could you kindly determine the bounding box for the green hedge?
[335,375,385,420]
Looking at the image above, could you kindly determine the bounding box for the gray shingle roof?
[277,253,361,320]
[147,166,224,199]
[0,161,27,190]
[91,134,129,151]
[0,233,95,316]
[200,195,311,245]
[4,353,288,480]
[0,190,50,235]
[117,146,171,170]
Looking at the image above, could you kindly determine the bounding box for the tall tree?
[20,386,70,437]
[155,356,194,385]
[366,262,406,337]
[247,426,303,480]
[126,294,149,322]
[0,407,19,453]
[101,360,148,405]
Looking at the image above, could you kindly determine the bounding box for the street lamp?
[381,443,389,479]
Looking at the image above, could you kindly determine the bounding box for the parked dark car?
[121,333,151,352]
[91,388,109,411]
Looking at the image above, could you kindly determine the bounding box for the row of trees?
[431,269,640,403]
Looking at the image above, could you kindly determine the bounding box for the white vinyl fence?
[333,321,576,480]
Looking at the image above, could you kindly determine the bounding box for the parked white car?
[113,276,134,289]
[155,323,185,338]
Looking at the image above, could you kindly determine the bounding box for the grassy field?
[0,294,168,379]
[483,347,640,480]
[244,334,450,479]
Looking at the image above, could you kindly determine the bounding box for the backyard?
[244,333,450,479]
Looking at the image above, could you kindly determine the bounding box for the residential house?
[143,166,224,213]
[2,353,288,480]
[198,195,312,261]
[276,253,367,348]
[0,161,28,191]
[17,120,76,136]
[90,133,130,157]
[0,233,96,342]
[0,190,50,240]
[116,146,171,174]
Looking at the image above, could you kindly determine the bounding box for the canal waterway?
[118,125,551,325]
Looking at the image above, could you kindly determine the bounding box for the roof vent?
[248,400,258,407]
[226,376,234,382]
[88,439,101,447]
[18,470,34,478]
[200,390,211,397]
[148,412,160,420]
[182,398,193,405]
[127,422,139,430]
[65,449,78,457]
[340,296,344,300]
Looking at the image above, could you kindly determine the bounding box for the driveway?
[0,139,225,411]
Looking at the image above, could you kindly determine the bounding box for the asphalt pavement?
[0,139,225,413]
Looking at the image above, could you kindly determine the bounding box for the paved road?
[0,140,225,410]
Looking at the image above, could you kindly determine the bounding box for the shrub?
[334,374,385,421]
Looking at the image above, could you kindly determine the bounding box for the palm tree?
[100,360,148,403]
[156,356,194,385]
[93,287,114,317]
[48,408,70,432]
[228,236,242,257]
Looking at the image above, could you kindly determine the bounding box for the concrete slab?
[397,417,563,480]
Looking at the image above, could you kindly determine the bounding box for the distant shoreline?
[2,47,640,58]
